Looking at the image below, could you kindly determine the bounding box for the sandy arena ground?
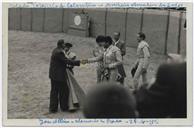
[8,31,166,119]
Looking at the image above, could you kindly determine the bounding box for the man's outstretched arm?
[58,52,80,66]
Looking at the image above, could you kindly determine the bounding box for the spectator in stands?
[83,82,137,118]
[135,60,186,118]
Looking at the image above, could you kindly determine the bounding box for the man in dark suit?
[49,39,81,113]
[113,32,126,84]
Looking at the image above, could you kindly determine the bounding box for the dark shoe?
[61,108,68,112]
[69,109,77,113]
[49,109,58,113]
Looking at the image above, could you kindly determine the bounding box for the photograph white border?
[2,1,193,127]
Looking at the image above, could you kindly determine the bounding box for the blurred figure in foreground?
[83,82,137,118]
[135,59,186,118]
[146,53,185,87]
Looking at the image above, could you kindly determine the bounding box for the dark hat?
[96,35,105,43]
[104,36,113,45]
[64,43,73,48]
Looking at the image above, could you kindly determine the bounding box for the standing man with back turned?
[113,32,126,84]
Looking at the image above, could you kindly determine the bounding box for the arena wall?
[9,8,21,30]
[8,8,186,55]
[180,12,186,56]
[106,9,126,41]
[21,8,32,31]
[142,9,169,54]
[167,11,180,54]
[126,9,142,48]
[32,8,44,32]
[84,9,106,37]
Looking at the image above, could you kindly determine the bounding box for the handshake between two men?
[80,59,110,69]
[80,59,88,65]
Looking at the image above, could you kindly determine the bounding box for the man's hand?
[81,59,88,65]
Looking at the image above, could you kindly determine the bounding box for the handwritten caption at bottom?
[39,119,159,126]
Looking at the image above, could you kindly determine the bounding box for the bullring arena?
[8,8,186,118]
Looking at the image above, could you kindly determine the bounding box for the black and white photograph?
[2,2,192,127]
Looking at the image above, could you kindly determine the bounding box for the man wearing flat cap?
[49,39,81,113]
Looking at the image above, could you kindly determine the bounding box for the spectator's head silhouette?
[166,53,185,64]
[83,82,137,118]
[155,62,186,117]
